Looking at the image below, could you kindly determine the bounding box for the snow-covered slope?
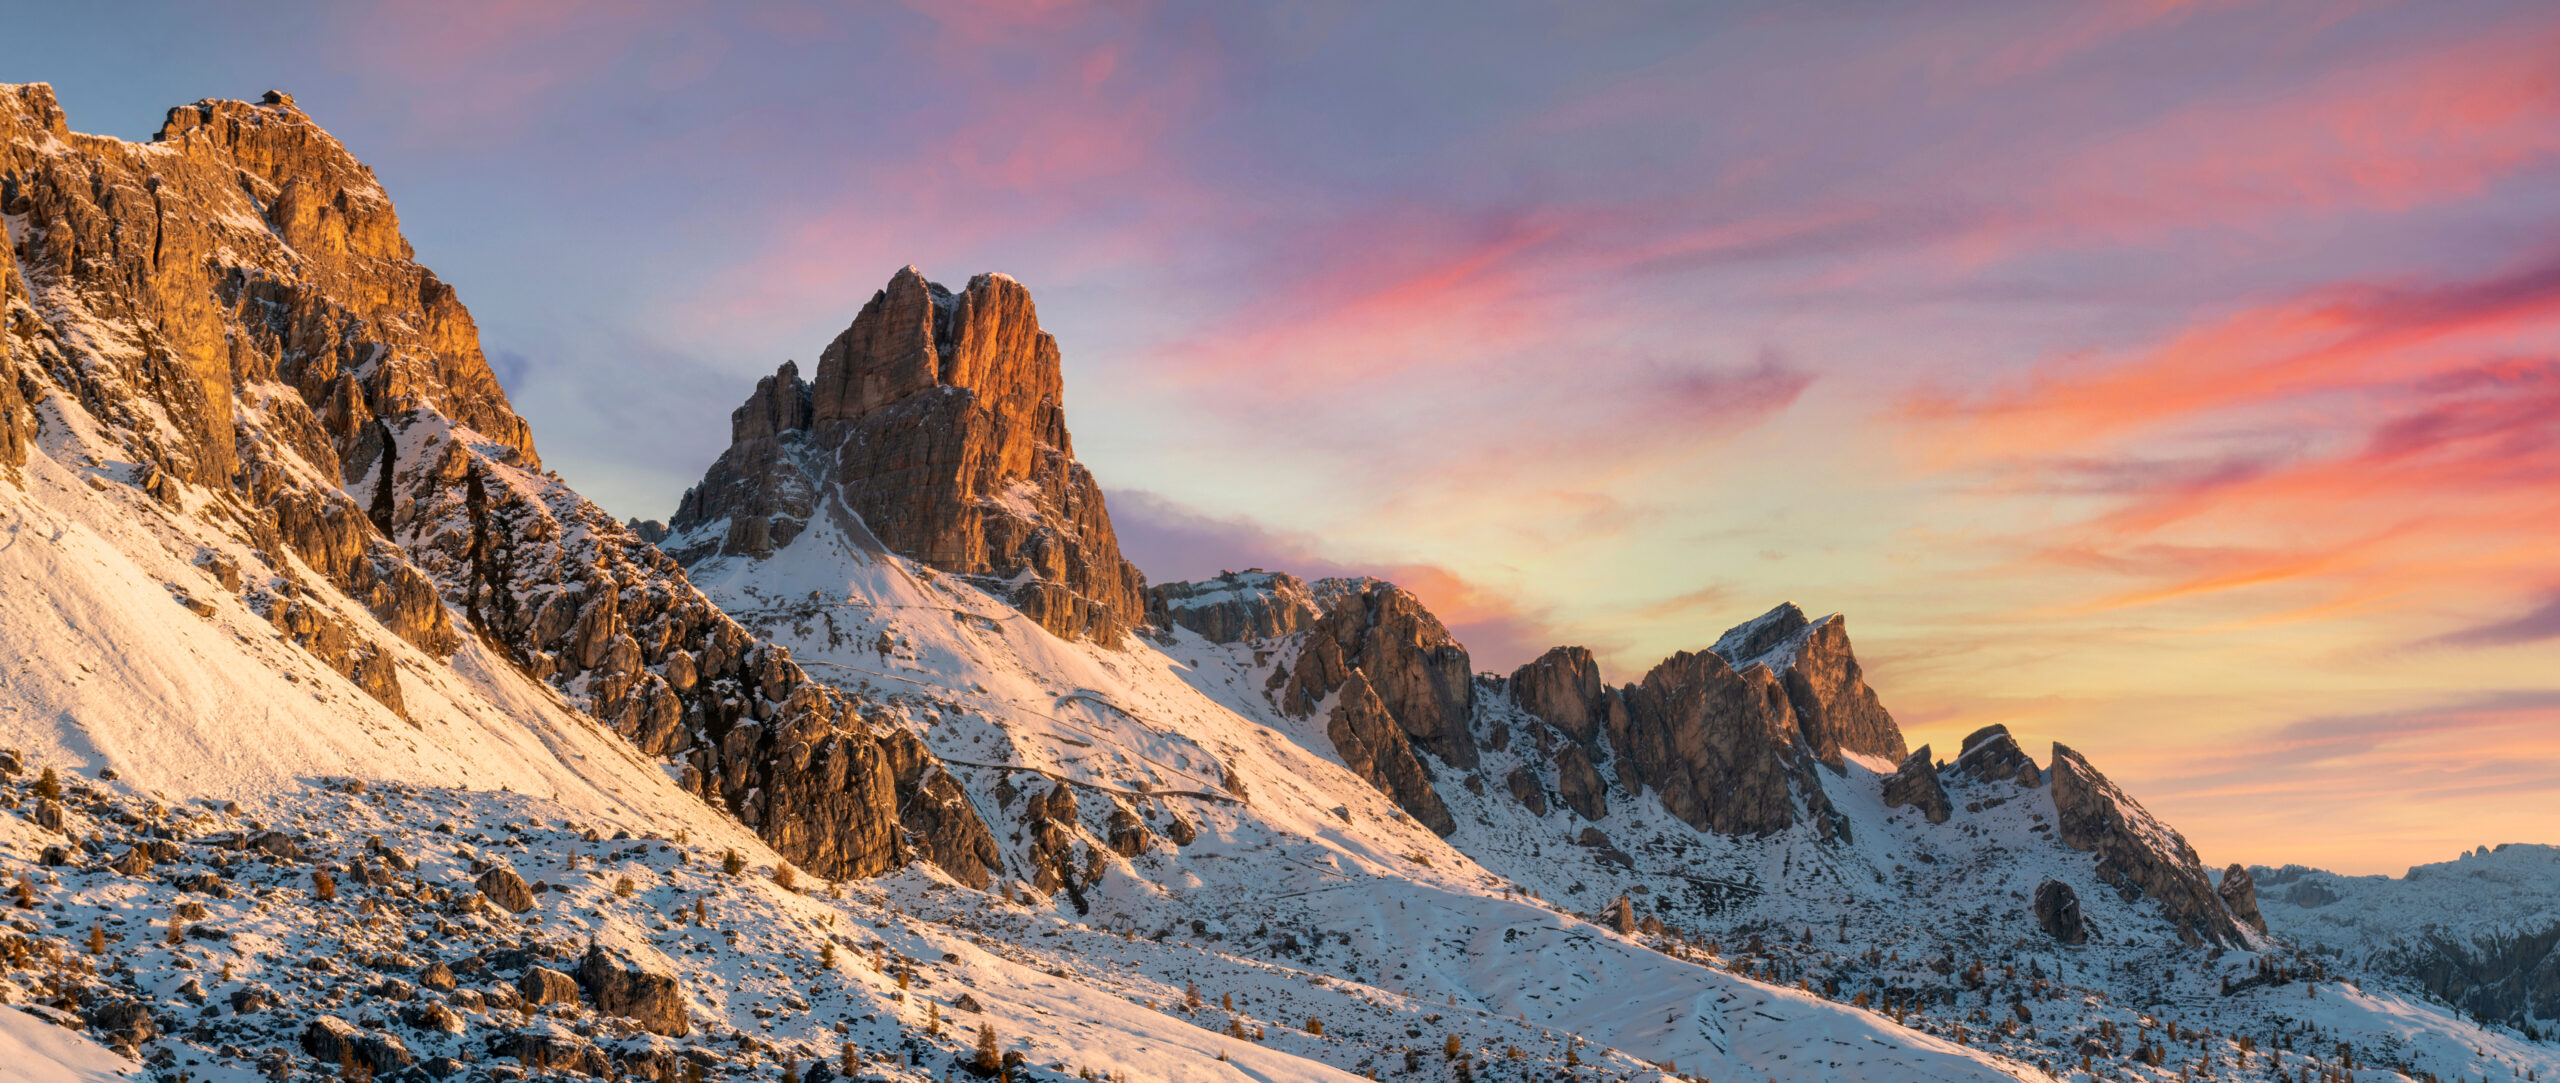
[672,501,2032,1080]
[2258,845,2560,1036]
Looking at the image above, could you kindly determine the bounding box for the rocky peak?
[1146,569,1319,644]
[666,268,1143,644]
[2048,743,2247,947]
[1708,603,1907,767]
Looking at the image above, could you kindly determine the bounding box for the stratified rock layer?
[668,268,1143,644]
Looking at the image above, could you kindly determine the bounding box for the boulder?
[1881,746,1951,824]
[2034,880,2087,944]
[301,1016,414,1073]
[476,866,535,913]
[579,942,689,1036]
[518,965,580,1007]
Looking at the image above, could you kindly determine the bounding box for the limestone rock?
[475,866,534,913]
[1,85,983,890]
[1503,765,1549,818]
[1507,646,1623,748]
[882,730,999,888]
[2034,880,2087,944]
[579,943,689,1036]
[1146,570,1318,644]
[1882,746,1951,823]
[1105,804,1153,857]
[1612,650,1801,836]
[1323,671,1457,836]
[666,269,1145,644]
[1551,742,1609,821]
[1947,725,2040,787]
[1282,579,1477,769]
[301,1016,413,1074]
[2050,743,2245,946]
[518,966,580,1007]
[1710,604,1907,767]
[2218,863,2267,934]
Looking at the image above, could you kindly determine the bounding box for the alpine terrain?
[0,85,2551,1083]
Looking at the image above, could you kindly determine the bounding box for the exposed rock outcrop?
[666,268,1145,644]
[1146,569,1319,644]
[1281,579,1477,769]
[580,943,689,1036]
[2217,864,2266,934]
[2049,743,2246,947]
[1947,725,2041,787]
[1508,646,1624,748]
[1612,650,1802,836]
[1323,671,1457,836]
[1710,604,1907,767]
[1551,742,1609,821]
[0,85,989,887]
[1882,746,1951,823]
[2035,880,2088,945]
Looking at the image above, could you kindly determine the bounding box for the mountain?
[1,83,2551,1083]
[664,268,1144,645]
[2256,845,2560,1037]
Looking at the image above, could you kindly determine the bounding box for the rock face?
[580,943,689,1036]
[1508,646,1625,748]
[1612,650,1802,837]
[2218,864,2266,934]
[1281,579,1478,769]
[1881,746,1951,824]
[1147,570,1319,644]
[665,268,1144,645]
[1322,671,1458,836]
[2049,743,2246,947]
[0,85,986,887]
[2035,880,2088,945]
[1947,725,2041,787]
[1709,604,1907,767]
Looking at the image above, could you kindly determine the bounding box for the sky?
[9,0,2557,876]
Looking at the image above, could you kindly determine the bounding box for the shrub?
[313,869,337,901]
[34,768,60,801]
[614,876,636,898]
[773,864,799,892]
[722,849,746,876]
